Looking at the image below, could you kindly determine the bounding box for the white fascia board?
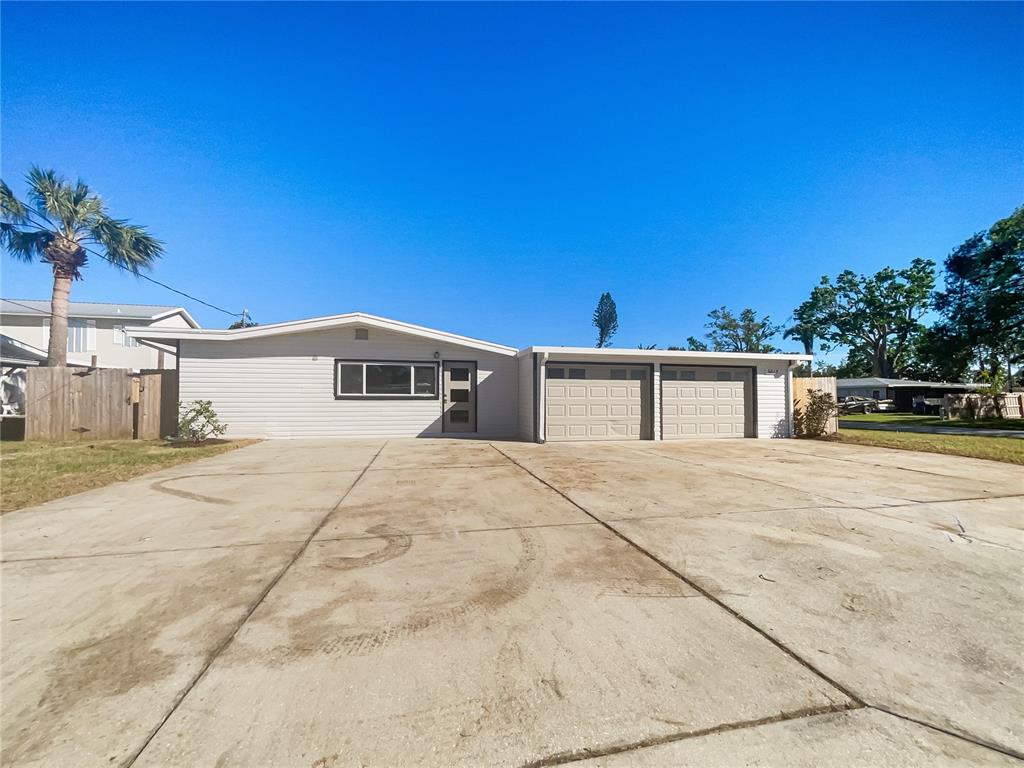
[136,338,178,355]
[522,346,813,363]
[126,312,518,356]
[149,307,200,328]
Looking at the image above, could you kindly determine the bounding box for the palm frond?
[1,180,30,223]
[89,216,164,272]
[26,166,72,230]
[0,224,52,262]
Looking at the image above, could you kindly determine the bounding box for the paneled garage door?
[545,365,651,441]
[661,366,752,438]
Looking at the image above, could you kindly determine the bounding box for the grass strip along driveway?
[834,428,1024,465]
[0,439,255,513]
[840,413,1023,430]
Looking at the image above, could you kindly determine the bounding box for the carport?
[519,347,810,442]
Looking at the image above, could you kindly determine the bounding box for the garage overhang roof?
[126,312,519,356]
[521,347,812,364]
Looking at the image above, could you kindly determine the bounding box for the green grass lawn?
[833,428,1024,465]
[0,438,256,513]
[839,413,1024,430]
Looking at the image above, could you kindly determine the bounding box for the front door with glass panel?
[442,362,476,433]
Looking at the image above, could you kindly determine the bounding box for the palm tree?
[1,167,163,366]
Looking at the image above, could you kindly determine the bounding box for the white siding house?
[0,299,198,370]
[133,313,810,441]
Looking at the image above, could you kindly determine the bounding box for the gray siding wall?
[756,363,791,438]
[516,354,535,441]
[179,327,518,439]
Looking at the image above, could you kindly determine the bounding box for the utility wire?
[1,298,55,317]
[1,201,246,319]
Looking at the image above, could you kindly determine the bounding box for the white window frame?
[66,319,95,354]
[335,360,439,400]
[112,324,140,348]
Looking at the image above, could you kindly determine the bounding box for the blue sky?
[2,2,1021,353]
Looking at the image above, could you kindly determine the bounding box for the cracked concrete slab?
[0,542,298,768]
[132,525,849,768]
[613,505,1024,754]
[573,708,1021,767]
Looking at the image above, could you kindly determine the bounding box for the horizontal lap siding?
[756,363,790,438]
[179,329,518,439]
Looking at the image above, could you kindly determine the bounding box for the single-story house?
[130,313,810,442]
[837,377,987,413]
[0,299,199,371]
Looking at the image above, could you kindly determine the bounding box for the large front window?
[335,361,438,398]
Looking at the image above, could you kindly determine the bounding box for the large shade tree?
[931,206,1023,386]
[793,259,935,378]
[1,167,163,365]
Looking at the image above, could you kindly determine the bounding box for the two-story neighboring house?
[0,299,199,370]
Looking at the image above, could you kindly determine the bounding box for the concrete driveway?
[2,438,1021,767]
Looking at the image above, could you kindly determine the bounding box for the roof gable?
[128,312,517,356]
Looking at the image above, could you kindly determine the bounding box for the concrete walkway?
[840,420,1024,438]
[2,439,1022,767]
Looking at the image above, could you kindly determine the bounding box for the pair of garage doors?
[545,364,751,441]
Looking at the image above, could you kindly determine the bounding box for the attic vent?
[354,328,369,341]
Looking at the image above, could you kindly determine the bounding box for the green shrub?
[794,390,837,438]
[175,400,227,443]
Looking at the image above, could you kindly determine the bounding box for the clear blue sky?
[2,2,1021,353]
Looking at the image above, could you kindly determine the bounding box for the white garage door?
[661,366,752,438]
[545,365,651,441]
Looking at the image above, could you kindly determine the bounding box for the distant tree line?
[592,203,1022,390]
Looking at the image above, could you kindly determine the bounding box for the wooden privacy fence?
[24,366,178,441]
[135,369,179,440]
[945,392,1023,420]
[792,376,839,435]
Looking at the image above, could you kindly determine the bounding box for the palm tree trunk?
[46,271,71,367]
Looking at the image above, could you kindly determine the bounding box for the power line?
[1,201,246,319]
[2,298,54,317]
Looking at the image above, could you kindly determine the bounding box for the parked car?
[839,396,896,414]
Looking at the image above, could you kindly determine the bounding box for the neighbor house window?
[66,319,93,353]
[335,361,437,398]
[113,325,139,348]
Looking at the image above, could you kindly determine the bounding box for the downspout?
[537,352,548,443]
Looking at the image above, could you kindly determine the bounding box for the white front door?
[442,362,477,433]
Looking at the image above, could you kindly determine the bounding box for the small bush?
[175,400,227,443]
[794,390,837,438]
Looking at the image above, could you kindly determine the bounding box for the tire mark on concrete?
[262,528,543,662]
[123,441,389,768]
[150,476,234,506]
[321,524,412,571]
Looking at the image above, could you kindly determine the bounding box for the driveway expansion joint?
[866,705,1024,762]
[623,446,856,509]
[515,702,864,768]
[121,440,389,768]
[489,443,865,707]
[0,538,311,565]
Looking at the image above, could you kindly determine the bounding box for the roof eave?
[521,346,812,362]
[127,312,518,356]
